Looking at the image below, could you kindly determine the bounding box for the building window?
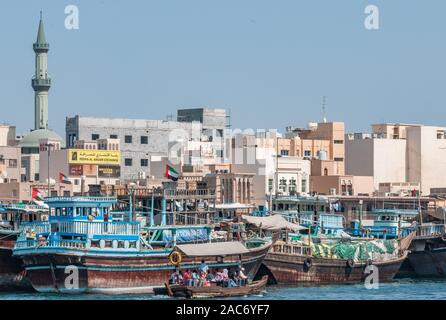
[74,179,80,186]
[304,150,311,157]
[140,136,148,144]
[140,159,148,167]
[8,159,17,168]
[334,157,344,162]
[324,168,328,176]
[34,173,39,181]
[92,134,99,140]
[280,150,289,156]
[110,134,118,139]
[289,178,297,194]
[125,158,133,166]
[268,179,273,192]
[301,179,307,193]
[279,178,287,192]
[334,140,344,144]
[125,135,133,143]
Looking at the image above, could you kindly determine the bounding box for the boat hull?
[165,275,268,299]
[0,234,32,291]
[15,244,271,294]
[400,237,446,278]
[261,251,408,285]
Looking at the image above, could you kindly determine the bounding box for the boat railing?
[416,224,445,238]
[18,220,140,236]
[19,221,50,234]
[55,220,140,236]
[45,196,117,203]
[272,242,312,256]
[15,239,87,250]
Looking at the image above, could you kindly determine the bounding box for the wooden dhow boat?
[242,214,415,285]
[12,196,272,294]
[164,275,268,299]
[0,204,47,291]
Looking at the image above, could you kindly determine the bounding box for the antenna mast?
[322,96,327,123]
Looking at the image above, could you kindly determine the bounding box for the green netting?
[311,239,398,261]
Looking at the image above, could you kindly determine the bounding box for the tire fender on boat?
[304,257,313,269]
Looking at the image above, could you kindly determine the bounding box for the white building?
[346,134,407,190]
[346,124,446,196]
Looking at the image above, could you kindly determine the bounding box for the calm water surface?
[1,279,445,300]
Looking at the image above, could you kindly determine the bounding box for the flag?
[31,188,49,208]
[32,188,44,201]
[165,165,179,181]
[59,172,71,184]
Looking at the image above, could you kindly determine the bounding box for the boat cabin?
[349,209,419,239]
[15,197,141,252]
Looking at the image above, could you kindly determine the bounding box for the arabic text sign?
[68,150,121,165]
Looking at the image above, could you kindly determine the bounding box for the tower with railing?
[32,12,51,130]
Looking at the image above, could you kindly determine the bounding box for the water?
[1,279,445,300]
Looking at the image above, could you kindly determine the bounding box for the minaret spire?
[32,12,51,130]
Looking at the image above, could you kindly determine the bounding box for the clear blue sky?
[1,0,445,137]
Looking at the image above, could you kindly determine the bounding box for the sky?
[1,0,446,137]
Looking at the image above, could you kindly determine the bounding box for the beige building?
[406,125,446,195]
[276,156,311,195]
[0,146,21,183]
[39,138,121,194]
[346,123,446,196]
[0,125,17,147]
[310,175,374,196]
[346,133,407,190]
[0,181,73,203]
[377,182,420,197]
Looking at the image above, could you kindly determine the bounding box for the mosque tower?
[32,11,51,130]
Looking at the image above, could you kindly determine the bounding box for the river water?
[0,278,445,300]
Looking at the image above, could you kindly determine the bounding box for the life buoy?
[347,259,355,269]
[304,257,312,270]
[169,251,182,266]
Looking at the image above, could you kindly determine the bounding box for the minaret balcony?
[32,78,51,91]
[33,43,49,52]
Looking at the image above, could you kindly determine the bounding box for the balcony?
[32,78,51,90]
[33,43,49,52]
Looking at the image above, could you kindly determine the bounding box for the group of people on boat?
[169,260,248,288]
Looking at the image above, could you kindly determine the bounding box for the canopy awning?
[241,214,307,232]
[175,241,250,257]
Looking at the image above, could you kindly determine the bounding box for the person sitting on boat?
[198,271,207,287]
[182,269,191,286]
[214,269,225,285]
[191,270,199,286]
[237,267,248,286]
[169,270,178,285]
[207,271,216,282]
[227,271,238,288]
[177,270,183,284]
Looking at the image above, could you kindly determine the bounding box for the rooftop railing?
[45,196,117,203]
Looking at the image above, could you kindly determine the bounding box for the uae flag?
[31,188,48,208]
[165,165,179,181]
[32,188,44,201]
[59,172,71,184]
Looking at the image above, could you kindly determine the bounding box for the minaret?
[32,12,51,131]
